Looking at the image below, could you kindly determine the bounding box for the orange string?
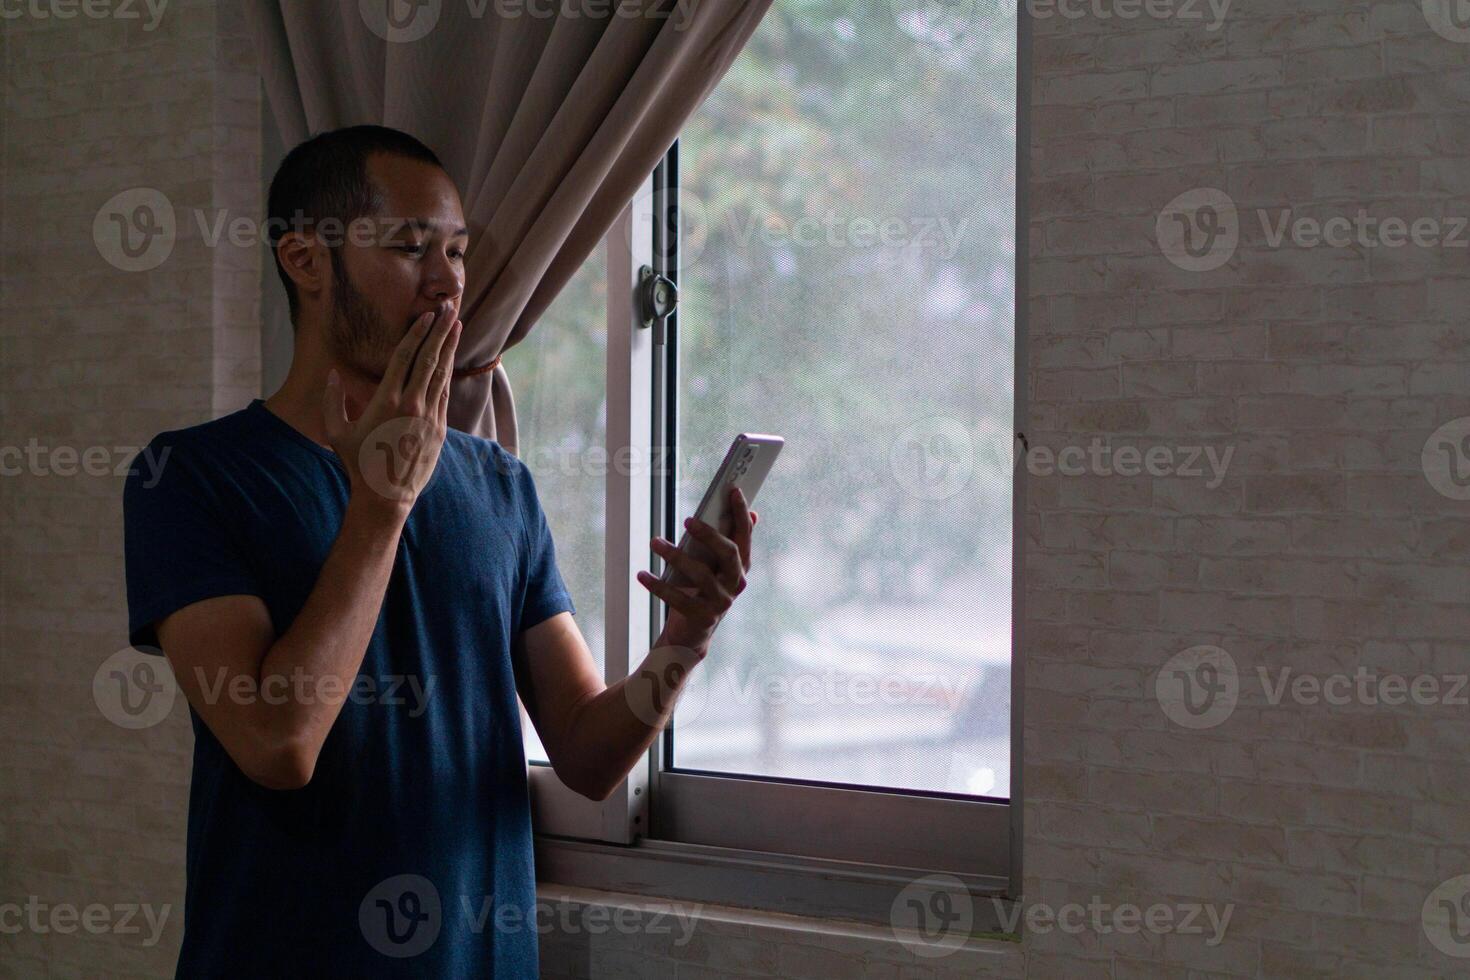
[453,355,502,379]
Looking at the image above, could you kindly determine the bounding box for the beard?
[327,250,401,381]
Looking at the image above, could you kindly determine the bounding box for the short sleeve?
[514,462,576,636]
[123,435,265,651]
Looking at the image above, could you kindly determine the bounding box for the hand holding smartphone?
[658,434,783,588]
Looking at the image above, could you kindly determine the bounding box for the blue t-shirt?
[122,398,575,978]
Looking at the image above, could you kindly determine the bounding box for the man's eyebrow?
[384,218,470,238]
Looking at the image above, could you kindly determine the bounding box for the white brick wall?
[0,2,258,976]
[1020,1,1470,976]
[3,1,1467,977]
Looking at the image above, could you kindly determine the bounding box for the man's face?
[327,153,468,380]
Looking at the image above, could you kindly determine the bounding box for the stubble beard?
[328,250,400,382]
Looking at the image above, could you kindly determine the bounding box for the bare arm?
[513,488,758,801]
[512,615,706,800]
[152,307,461,790]
[158,497,406,789]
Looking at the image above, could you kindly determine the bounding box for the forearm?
[253,494,408,771]
[556,641,705,800]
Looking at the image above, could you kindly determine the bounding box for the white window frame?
[530,10,1029,927]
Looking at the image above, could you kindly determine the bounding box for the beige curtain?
[245,0,771,453]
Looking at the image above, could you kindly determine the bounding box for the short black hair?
[266,124,445,325]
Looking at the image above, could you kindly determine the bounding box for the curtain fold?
[244,0,772,453]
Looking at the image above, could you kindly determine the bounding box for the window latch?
[637,265,679,328]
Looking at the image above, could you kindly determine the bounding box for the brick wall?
[3,1,1468,977]
[1023,1,1469,975]
[0,2,259,976]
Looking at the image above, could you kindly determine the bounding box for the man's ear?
[277,233,328,303]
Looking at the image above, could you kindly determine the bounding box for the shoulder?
[124,407,255,499]
[444,428,532,486]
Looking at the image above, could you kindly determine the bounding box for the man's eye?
[398,244,424,255]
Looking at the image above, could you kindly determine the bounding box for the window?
[528,0,1022,922]
[504,241,609,765]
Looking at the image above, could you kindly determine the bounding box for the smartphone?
[658,434,784,588]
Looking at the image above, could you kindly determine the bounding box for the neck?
[262,324,379,450]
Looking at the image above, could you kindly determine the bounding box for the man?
[123,125,758,977]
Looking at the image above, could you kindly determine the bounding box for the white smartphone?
[658,433,784,588]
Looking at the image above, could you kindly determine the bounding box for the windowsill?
[536,881,1024,966]
[534,833,1017,960]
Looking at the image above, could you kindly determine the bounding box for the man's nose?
[424,252,464,302]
